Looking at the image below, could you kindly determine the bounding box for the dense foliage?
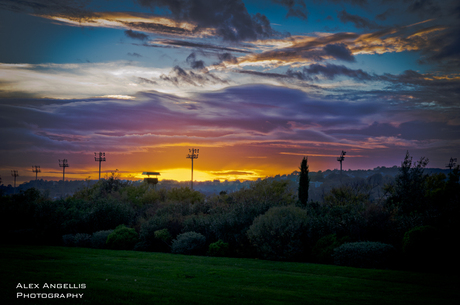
[1,152,458,272]
[171,231,206,255]
[106,225,139,250]
[333,241,396,269]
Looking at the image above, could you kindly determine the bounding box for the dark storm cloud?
[121,21,195,36]
[418,25,460,69]
[125,30,149,41]
[234,32,360,67]
[271,0,308,20]
[236,69,294,79]
[142,39,251,53]
[0,0,97,20]
[186,53,206,70]
[406,0,441,16]
[136,0,275,41]
[217,53,238,64]
[376,8,395,21]
[160,66,227,86]
[338,10,382,30]
[302,63,373,80]
[323,43,355,62]
[378,70,460,97]
[235,65,372,83]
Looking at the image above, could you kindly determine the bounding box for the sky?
[0,0,459,184]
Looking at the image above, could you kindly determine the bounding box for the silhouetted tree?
[385,151,428,215]
[298,157,310,206]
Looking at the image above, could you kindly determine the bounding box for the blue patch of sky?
[353,52,434,75]
[0,10,178,67]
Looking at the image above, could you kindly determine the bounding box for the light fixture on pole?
[186,148,199,190]
[59,159,69,181]
[337,151,346,181]
[94,152,106,180]
[446,157,457,172]
[11,170,19,191]
[32,166,41,180]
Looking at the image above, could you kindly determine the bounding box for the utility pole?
[11,170,18,193]
[59,159,69,181]
[446,157,457,172]
[94,152,106,180]
[32,166,41,180]
[186,148,199,190]
[337,151,346,181]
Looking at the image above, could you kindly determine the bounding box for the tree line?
[1,151,458,272]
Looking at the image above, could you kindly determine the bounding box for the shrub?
[402,225,440,270]
[171,231,206,255]
[207,240,230,257]
[74,233,92,248]
[139,214,183,243]
[333,241,396,269]
[247,205,310,261]
[154,228,172,244]
[91,230,113,249]
[62,234,76,247]
[106,225,139,250]
[152,228,172,252]
[311,234,350,264]
[62,233,91,247]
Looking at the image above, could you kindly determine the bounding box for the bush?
[207,240,230,257]
[91,230,113,249]
[171,231,206,255]
[62,233,91,247]
[247,205,310,261]
[74,233,92,248]
[154,228,172,244]
[139,214,183,243]
[311,234,350,264]
[62,234,76,247]
[333,241,396,269]
[106,225,139,250]
[402,225,440,270]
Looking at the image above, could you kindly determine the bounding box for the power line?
[94,152,106,180]
[186,148,199,190]
[59,159,69,181]
[32,165,41,180]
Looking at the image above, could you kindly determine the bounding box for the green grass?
[1,245,458,305]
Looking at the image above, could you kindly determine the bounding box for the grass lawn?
[1,245,458,305]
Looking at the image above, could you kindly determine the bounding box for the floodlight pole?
[94,152,106,180]
[337,151,346,181]
[186,148,199,190]
[32,166,41,180]
[59,159,69,181]
[446,157,457,172]
[11,170,18,192]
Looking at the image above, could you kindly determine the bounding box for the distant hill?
[0,167,454,198]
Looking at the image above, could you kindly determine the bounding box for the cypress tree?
[298,157,310,206]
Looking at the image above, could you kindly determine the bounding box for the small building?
[142,172,160,185]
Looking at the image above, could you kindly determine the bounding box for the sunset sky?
[1,0,459,184]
